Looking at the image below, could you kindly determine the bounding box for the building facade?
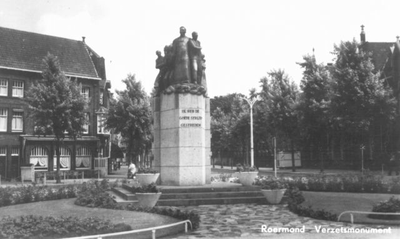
[0,26,111,180]
[359,25,400,91]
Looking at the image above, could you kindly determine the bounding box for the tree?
[330,40,395,162]
[298,54,332,171]
[260,69,300,172]
[210,93,248,166]
[105,74,152,166]
[25,53,87,183]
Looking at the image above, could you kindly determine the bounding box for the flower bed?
[286,186,338,221]
[0,179,200,237]
[287,172,399,194]
[0,184,78,207]
[369,197,400,220]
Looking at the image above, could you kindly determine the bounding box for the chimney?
[397,36,399,42]
[360,25,366,44]
[82,36,86,43]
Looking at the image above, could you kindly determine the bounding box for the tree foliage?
[210,39,397,169]
[259,69,300,171]
[25,53,87,182]
[105,74,153,165]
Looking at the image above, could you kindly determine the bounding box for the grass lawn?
[301,191,400,226]
[0,198,181,238]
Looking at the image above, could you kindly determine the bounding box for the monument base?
[153,92,211,186]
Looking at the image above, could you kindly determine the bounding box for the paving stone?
[172,203,400,238]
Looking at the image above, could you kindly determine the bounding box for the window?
[81,87,90,101]
[0,147,6,156]
[0,109,7,132]
[12,81,24,97]
[76,146,91,169]
[99,91,104,105]
[53,147,71,171]
[12,111,23,132]
[82,113,89,134]
[11,147,19,156]
[97,115,108,134]
[30,147,48,170]
[0,79,7,96]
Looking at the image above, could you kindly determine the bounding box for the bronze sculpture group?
[154,26,207,96]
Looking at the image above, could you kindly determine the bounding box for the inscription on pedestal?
[179,109,202,127]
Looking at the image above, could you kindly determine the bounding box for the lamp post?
[241,96,259,167]
[360,144,365,174]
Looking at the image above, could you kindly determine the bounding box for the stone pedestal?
[153,93,211,186]
[21,165,34,182]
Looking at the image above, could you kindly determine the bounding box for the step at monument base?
[111,183,288,206]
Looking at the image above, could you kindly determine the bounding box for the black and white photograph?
[0,0,400,238]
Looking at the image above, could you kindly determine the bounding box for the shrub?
[369,197,400,220]
[306,175,326,191]
[0,184,81,208]
[211,174,235,183]
[0,215,131,239]
[75,181,122,209]
[286,186,338,221]
[287,177,308,191]
[253,176,287,190]
[285,173,394,194]
[325,179,343,192]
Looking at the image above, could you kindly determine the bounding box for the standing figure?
[171,26,191,85]
[163,45,174,88]
[188,31,202,84]
[154,50,166,95]
[200,54,207,90]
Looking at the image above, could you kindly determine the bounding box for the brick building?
[0,26,111,180]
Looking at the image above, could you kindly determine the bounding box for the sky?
[0,0,400,98]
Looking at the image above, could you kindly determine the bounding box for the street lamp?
[241,96,259,167]
[360,144,365,174]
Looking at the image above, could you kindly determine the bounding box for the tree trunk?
[320,147,324,173]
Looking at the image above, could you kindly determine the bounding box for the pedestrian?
[128,162,137,179]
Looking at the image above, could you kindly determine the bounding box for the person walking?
[128,162,137,179]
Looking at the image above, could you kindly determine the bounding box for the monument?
[152,26,211,186]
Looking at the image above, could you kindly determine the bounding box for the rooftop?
[0,26,100,79]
